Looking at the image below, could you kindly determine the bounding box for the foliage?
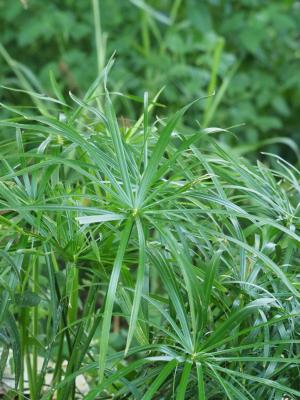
[0,61,300,398]
[0,0,300,148]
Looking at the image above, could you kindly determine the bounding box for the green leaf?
[212,364,300,398]
[141,359,177,400]
[76,212,124,224]
[136,99,199,206]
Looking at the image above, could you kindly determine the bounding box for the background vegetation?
[1,0,300,148]
[1,1,300,399]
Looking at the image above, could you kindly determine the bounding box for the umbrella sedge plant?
[0,59,300,399]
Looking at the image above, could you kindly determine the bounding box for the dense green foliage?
[1,0,300,146]
[1,1,300,399]
[0,63,300,398]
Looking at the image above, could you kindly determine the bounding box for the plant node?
[132,208,139,217]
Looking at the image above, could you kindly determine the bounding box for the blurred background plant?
[1,1,300,399]
[1,0,300,153]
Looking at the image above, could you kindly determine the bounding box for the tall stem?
[92,0,105,75]
[31,256,38,400]
[92,0,106,110]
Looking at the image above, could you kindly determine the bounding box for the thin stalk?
[203,37,224,127]
[142,11,150,57]
[60,279,100,399]
[143,91,149,172]
[32,256,38,400]
[197,363,206,400]
[67,261,79,325]
[92,0,105,76]
[98,218,133,382]
[25,347,34,400]
[170,0,183,23]
[52,330,65,399]
[19,309,25,400]
[92,0,106,111]
[142,10,151,84]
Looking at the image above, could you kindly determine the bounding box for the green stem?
[170,0,183,23]
[142,11,151,83]
[32,257,38,399]
[67,261,79,325]
[19,310,25,400]
[203,37,225,127]
[92,0,105,76]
